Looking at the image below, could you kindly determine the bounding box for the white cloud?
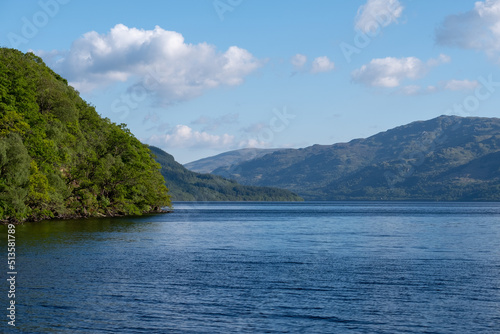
[352,57,425,87]
[351,55,450,87]
[147,125,235,149]
[426,54,451,67]
[355,0,403,33]
[290,54,335,74]
[146,123,277,150]
[398,79,479,96]
[291,54,307,70]
[39,24,263,104]
[436,0,500,56]
[398,85,439,96]
[443,79,479,91]
[399,85,425,96]
[237,137,270,148]
[310,56,335,73]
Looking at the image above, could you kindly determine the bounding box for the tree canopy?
[0,48,171,222]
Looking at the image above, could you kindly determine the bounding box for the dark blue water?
[2,202,500,333]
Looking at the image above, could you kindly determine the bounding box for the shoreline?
[0,208,173,225]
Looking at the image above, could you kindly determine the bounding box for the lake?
[2,202,500,333]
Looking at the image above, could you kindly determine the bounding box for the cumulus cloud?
[291,54,307,70]
[351,54,450,87]
[355,0,403,33]
[147,125,235,149]
[146,122,277,150]
[39,24,263,105]
[239,138,273,148]
[290,54,335,74]
[436,0,500,56]
[311,56,335,73]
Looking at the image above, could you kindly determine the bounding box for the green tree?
[0,48,171,221]
[0,133,30,219]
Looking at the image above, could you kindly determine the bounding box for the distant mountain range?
[184,148,286,174]
[189,116,500,201]
[149,146,302,201]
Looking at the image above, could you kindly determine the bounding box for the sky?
[2,0,500,163]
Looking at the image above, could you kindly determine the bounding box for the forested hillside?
[184,148,286,174]
[213,116,500,201]
[150,146,303,201]
[0,48,171,222]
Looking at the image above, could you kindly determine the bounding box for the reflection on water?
[13,216,158,247]
[1,202,500,333]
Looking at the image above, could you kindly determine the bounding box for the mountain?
[0,48,170,222]
[150,146,302,201]
[184,148,286,173]
[212,115,500,201]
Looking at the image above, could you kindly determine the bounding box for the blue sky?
[2,0,500,163]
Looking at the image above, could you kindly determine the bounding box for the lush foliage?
[149,146,303,201]
[213,116,500,201]
[0,48,170,221]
